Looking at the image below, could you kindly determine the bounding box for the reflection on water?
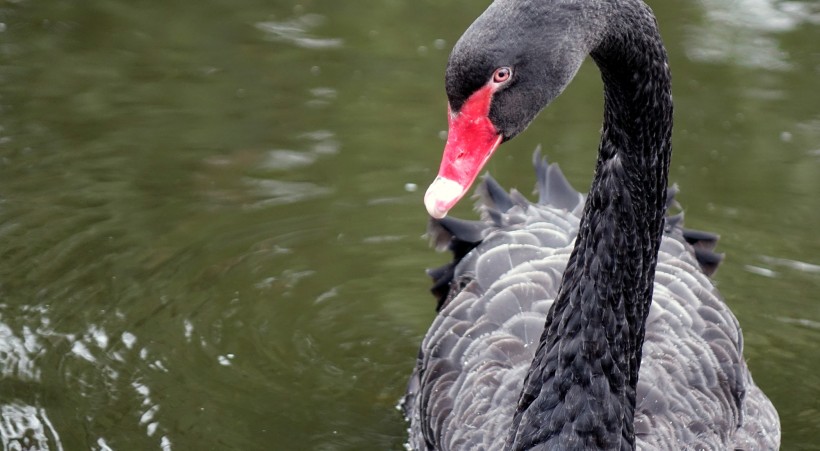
[197,129,339,209]
[760,255,820,274]
[1,402,62,451]
[0,316,56,450]
[685,0,820,69]
[745,255,820,278]
[256,13,344,50]
[0,0,818,449]
[0,308,175,449]
[242,178,332,209]
[0,322,40,381]
[260,150,317,171]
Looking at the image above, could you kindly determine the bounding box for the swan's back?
[404,155,780,450]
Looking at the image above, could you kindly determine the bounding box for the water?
[0,0,817,449]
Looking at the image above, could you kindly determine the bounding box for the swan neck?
[506,3,672,450]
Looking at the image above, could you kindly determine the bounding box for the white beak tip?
[424,176,465,219]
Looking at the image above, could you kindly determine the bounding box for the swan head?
[424,0,601,218]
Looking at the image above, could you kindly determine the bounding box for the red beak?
[424,85,502,218]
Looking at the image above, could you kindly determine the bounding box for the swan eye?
[492,67,512,84]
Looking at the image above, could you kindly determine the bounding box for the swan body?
[404,159,780,449]
[405,0,780,449]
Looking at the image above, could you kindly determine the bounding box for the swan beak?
[425,100,503,218]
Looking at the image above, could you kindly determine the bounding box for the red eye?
[492,67,512,83]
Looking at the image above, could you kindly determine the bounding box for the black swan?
[403,0,780,449]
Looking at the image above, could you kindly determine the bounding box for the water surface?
[1,0,818,449]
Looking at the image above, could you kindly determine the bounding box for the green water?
[0,0,818,449]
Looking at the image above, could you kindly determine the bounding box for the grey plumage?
[404,156,780,449]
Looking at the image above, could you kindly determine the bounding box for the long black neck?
[506,3,672,450]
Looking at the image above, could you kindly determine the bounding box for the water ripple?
[0,322,41,381]
[685,0,819,70]
[243,178,332,208]
[759,255,820,275]
[777,316,820,330]
[261,149,317,170]
[704,0,819,31]
[0,403,63,451]
[256,14,343,49]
